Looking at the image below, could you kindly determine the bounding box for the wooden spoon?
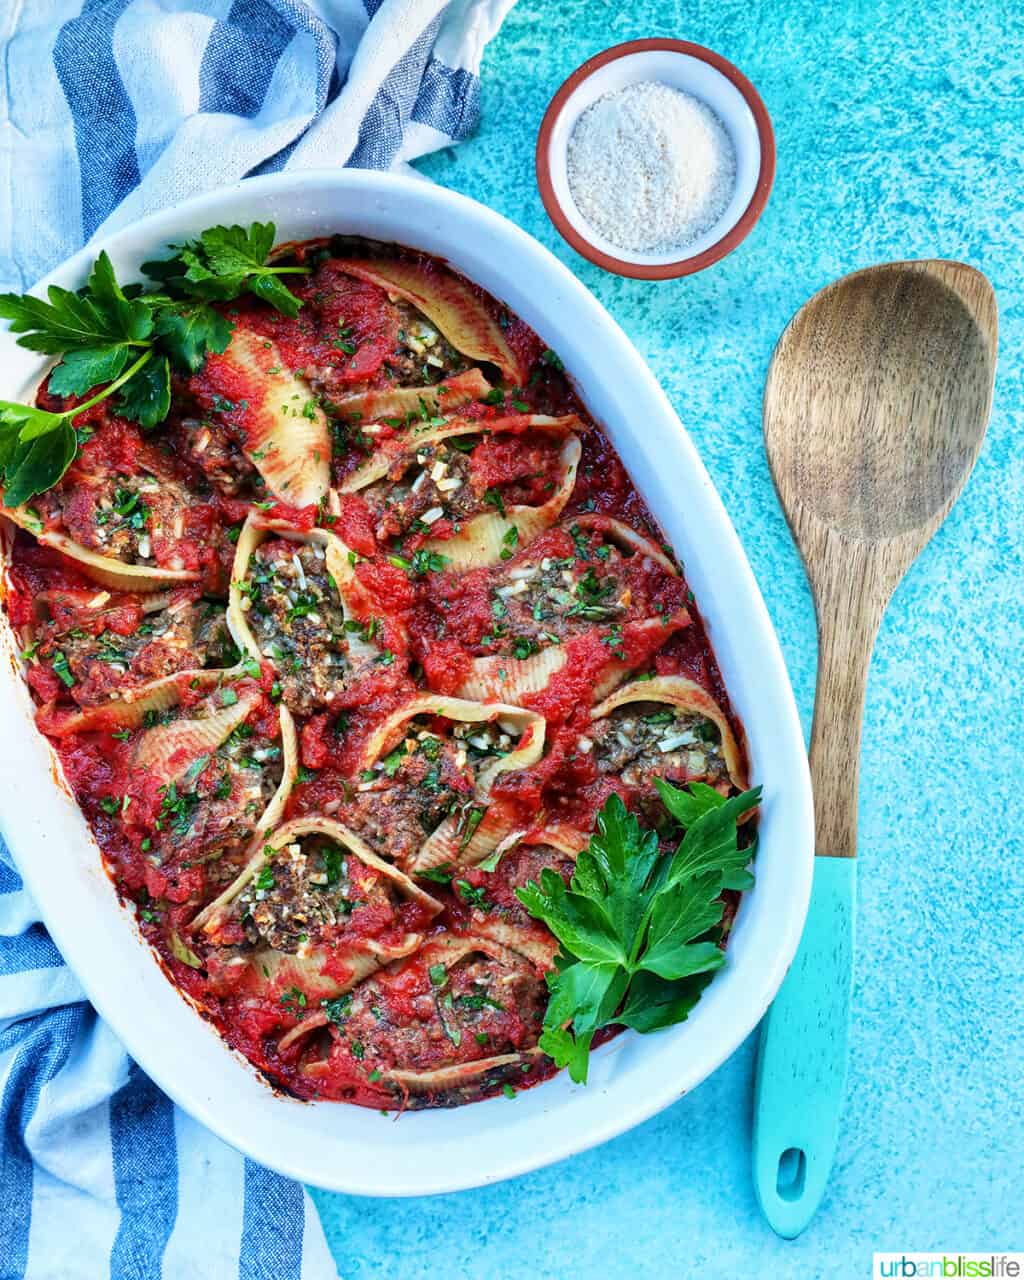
[752,261,997,1238]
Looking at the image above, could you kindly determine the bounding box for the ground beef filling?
[42,470,202,568]
[384,302,466,386]
[587,702,729,789]
[364,431,566,546]
[484,554,628,655]
[325,949,546,1080]
[340,719,520,867]
[35,599,233,706]
[236,835,392,953]
[148,719,284,880]
[172,416,261,498]
[472,841,576,929]
[341,734,475,867]
[363,441,479,543]
[240,540,359,715]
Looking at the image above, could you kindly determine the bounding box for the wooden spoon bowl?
[764,260,997,856]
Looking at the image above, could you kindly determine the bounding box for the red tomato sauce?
[3,237,745,1110]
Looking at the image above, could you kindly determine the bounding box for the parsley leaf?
[117,353,171,429]
[154,303,234,373]
[517,782,760,1084]
[0,253,153,353]
[0,410,77,506]
[48,345,131,397]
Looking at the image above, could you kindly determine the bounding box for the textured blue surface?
[312,0,1024,1272]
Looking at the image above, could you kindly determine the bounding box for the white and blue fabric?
[0,1,515,1275]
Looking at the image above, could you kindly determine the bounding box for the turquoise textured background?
[312,0,1024,1273]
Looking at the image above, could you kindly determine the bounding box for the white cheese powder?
[566,80,737,255]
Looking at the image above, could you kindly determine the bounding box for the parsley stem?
[62,349,153,419]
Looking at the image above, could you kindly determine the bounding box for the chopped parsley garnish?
[380,746,407,778]
[511,636,539,661]
[156,782,200,836]
[51,651,75,687]
[457,992,504,1011]
[457,806,486,850]
[320,844,344,887]
[569,523,591,560]
[454,879,489,909]
[499,525,519,560]
[322,994,352,1025]
[410,548,448,577]
[428,963,447,986]
[483,487,506,517]
[602,623,626,660]
[417,864,452,885]
[285,594,318,623]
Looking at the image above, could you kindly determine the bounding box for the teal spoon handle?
[752,855,856,1238]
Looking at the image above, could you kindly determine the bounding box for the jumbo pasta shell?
[570,513,680,576]
[201,326,330,507]
[132,686,262,785]
[339,412,580,493]
[454,613,687,706]
[40,667,232,736]
[255,703,299,839]
[590,674,748,790]
[375,933,545,1093]
[2,505,199,592]
[333,368,491,424]
[244,945,381,1004]
[226,514,389,684]
[455,645,568,703]
[192,814,442,936]
[353,693,545,874]
[335,259,524,383]
[467,918,560,970]
[198,816,440,1045]
[383,1055,532,1095]
[422,434,581,571]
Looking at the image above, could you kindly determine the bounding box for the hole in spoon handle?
[752,857,856,1237]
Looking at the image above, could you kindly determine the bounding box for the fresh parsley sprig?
[141,222,308,318]
[517,779,761,1084]
[0,221,307,506]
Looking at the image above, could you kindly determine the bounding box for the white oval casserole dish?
[0,170,813,1196]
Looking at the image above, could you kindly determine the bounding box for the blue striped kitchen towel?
[0,1,516,1276]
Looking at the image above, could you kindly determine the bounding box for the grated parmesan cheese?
[566,80,737,254]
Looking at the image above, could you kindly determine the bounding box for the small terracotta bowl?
[536,39,776,279]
